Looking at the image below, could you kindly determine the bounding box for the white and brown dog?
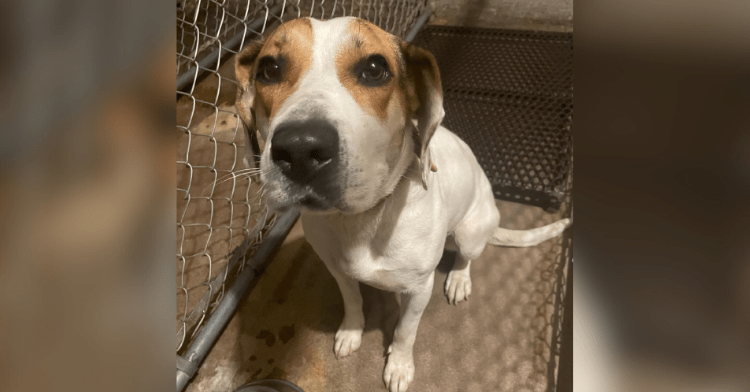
[235,17,570,392]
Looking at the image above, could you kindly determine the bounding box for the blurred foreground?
[0,2,175,391]
[576,0,750,391]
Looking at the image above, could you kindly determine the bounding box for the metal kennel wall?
[410,27,574,391]
[176,1,430,390]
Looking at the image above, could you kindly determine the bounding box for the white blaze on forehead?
[309,17,355,69]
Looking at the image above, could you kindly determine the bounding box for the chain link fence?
[176,0,429,355]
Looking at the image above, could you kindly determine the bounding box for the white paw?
[383,349,415,392]
[445,269,472,305]
[334,316,363,359]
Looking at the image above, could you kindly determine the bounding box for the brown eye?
[356,54,391,87]
[256,56,284,84]
[362,60,386,80]
[263,64,279,79]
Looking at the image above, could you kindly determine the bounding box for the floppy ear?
[234,39,265,133]
[235,40,264,168]
[401,41,444,189]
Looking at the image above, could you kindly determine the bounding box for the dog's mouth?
[263,178,341,213]
[297,194,332,210]
[260,153,345,212]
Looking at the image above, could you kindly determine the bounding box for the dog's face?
[235,17,443,214]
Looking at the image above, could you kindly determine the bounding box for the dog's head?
[235,17,443,214]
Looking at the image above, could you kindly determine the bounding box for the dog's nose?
[270,120,339,182]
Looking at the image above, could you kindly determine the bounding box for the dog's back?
[423,125,499,237]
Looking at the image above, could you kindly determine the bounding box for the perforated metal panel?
[412,26,573,211]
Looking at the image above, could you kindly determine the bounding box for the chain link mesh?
[176,0,428,353]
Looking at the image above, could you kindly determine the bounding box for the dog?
[234,16,571,392]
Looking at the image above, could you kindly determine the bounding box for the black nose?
[270,120,339,183]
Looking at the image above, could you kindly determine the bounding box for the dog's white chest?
[335,242,414,292]
[300,202,445,292]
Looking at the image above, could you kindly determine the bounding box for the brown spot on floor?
[279,324,296,344]
[256,330,276,347]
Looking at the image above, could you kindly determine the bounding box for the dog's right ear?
[234,39,265,132]
[400,41,444,190]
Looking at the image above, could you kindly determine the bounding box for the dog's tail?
[488,218,571,247]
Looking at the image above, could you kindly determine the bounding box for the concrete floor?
[186,197,571,392]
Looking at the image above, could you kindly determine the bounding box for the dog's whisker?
[197,168,263,196]
[214,168,261,181]
[214,169,261,186]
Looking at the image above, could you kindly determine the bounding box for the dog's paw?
[445,269,472,305]
[334,316,364,359]
[383,350,415,392]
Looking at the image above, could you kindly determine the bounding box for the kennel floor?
[185,197,570,392]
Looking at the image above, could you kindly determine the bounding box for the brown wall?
[429,0,573,31]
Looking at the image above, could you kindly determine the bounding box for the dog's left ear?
[235,39,265,169]
[234,39,265,133]
[401,41,444,189]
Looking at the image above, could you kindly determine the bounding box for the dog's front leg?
[328,267,365,359]
[384,271,435,392]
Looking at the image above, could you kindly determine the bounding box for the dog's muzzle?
[270,119,342,209]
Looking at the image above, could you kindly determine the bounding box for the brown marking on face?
[253,18,314,121]
[235,40,264,89]
[336,19,406,122]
